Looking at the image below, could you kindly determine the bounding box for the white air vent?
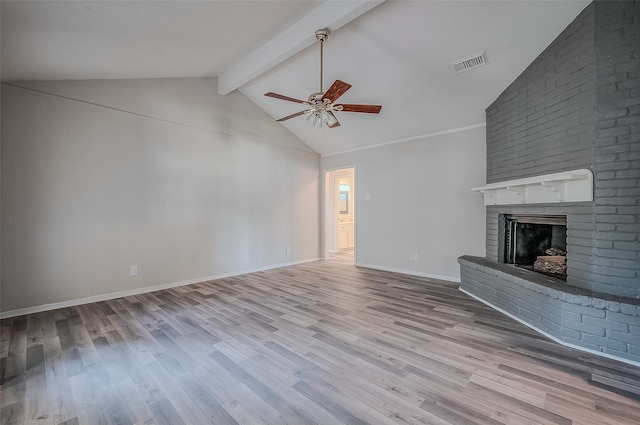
[453,51,488,73]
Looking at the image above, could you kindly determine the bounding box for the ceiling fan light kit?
[264,28,382,129]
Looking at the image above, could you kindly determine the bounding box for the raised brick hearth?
[459,1,640,365]
[459,256,639,364]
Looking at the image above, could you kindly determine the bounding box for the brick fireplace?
[459,1,639,365]
[503,214,567,278]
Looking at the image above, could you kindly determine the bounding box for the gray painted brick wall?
[485,4,595,184]
[461,1,640,365]
[592,0,640,296]
[484,1,640,299]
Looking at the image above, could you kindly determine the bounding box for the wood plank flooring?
[1,261,639,425]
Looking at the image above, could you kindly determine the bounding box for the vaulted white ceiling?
[1,0,589,155]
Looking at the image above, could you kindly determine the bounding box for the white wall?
[321,127,486,281]
[1,78,320,314]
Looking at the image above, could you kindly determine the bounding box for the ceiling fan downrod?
[315,29,330,94]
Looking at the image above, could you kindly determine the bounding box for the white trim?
[0,258,320,319]
[459,287,640,368]
[356,263,460,283]
[322,123,486,158]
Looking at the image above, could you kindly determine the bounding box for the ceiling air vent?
[453,51,488,73]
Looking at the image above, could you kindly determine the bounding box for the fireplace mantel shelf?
[472,169,593,205]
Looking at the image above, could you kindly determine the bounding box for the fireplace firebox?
[503,214,567,279]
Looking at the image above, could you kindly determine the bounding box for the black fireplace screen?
[504,215,567,274]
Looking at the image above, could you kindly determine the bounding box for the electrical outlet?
[129,265,138,276]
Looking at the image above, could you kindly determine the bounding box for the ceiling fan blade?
[323,80,352,103]
[336,104,382,114]
[265,92,309,104]
[276,110,309,122]
[328,111,341,128]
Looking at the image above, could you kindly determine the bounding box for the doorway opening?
[324,167,355,264]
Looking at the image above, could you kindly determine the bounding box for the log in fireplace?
[503,214,567,280]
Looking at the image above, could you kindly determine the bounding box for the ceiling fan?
[264,29,382,129]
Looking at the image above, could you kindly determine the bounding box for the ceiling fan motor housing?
[308,92,334,111]
[308,92,324,102]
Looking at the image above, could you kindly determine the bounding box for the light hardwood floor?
[1,261,639,425]
[326,249,354,265]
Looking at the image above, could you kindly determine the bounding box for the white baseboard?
[355,262,460,283]
[459,287,640,368]
[0,257,320,319]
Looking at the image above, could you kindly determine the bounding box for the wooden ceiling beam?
[217,0,385,95]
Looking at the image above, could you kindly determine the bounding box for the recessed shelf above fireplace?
[471,169,593,205]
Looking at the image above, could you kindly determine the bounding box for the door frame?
[322,165,357,261]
